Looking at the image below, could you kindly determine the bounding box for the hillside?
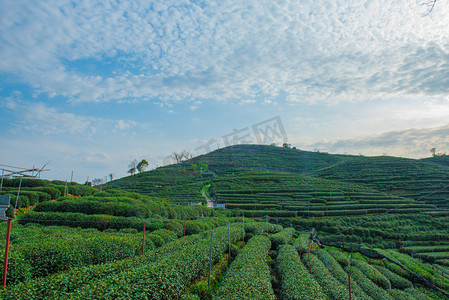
[106,144,449,210]
[421,155,449,167]
[208,171,438,217]
[3,147,449,299]
[189,144,353,175]
[311,156,449,209]
[104,144,354,199]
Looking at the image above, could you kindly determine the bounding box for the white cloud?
[17,102,92,135]
[1,96,142,136]
[116,120,137,130]
[310,123,449,158]
[239,99,256,105]
[1,0,448,104]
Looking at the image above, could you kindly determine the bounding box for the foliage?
[373,265,413,290]
[345,266,393,300]
[0,223,178,284]
[214,235,276,300]
[244,220,283,235]
[270,228,294,248]
[302,251,353,300]
[1,233,205,298]
[65,225,244,299]
[137,159,149,173]
[33,186,62,199]
[315,249,371,300]
[387,289,414,300]
[276,244,327,299]
[351,259,391,290]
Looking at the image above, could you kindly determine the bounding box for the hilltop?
[105,144,449,211]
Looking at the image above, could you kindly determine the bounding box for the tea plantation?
[1,144,449,299]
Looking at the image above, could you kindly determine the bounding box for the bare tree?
[171,149,194,164]
[128,159,138,175]
[172,152,184,163]
[181,149,193,161]
[430,147,436,157]
[109,173,114,181]
[92,178,104,186]
[420,0,437,16]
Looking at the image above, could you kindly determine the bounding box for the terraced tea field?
[3,145,449,299]
[209,171,439,217]
[311,156,449,210]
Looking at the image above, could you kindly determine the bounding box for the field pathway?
[202,184,214,208]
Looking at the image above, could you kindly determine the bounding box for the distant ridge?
[105,144,449,213]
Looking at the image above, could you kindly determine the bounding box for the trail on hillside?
[202,184,214,208]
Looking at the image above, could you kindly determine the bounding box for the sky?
[1,0,449,182]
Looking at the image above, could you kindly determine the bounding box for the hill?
[208,171,437,217]
[3,148,449,299]
[104,144,354,198]
[189,144,353,175]
[106,144,449,211]
[311,156,449,209]
[421,155,449,167]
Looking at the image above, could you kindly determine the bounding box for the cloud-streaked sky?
[1,0,449,182]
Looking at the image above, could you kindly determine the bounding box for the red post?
[442,271,444,289]
[2,219,12,287]
[374,270,377,286]
[142,221,146,255]
[348,274,352,300]
[184,217,186,236]
[299,233,301,256]
[308,247,311,274]
[218,215,220,227]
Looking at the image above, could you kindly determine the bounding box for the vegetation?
[2,145,449,299]
[276,244,327,299]
[214,235,276,299]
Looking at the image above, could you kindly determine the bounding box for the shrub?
[2,226,239,299]
[18,211,185,235]
[67,184,96,196]
[19,191,39,206]
[373,265,412,290]
[346,266,393,300]
[351,259,391,290]
[276,245,327,299]
[270,228,294,249]
[329,249,350,267]
[34,199,150,218]
[214,235,276,300]
[388,289,413,300]
[0,252,32,285]
[34,191,51,202]
[33,186,62,199]
[148,229,177,245]
[70,226,244,299]
[180,294,200,300]
[315,249,370,300]
[244,221,282,235]
[302,251,352,300]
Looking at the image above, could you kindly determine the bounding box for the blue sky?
[1,0,449,182]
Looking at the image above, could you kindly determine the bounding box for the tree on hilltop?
[128,159,138,175]
[172,149,193,163]
[137,159,149,173]
[430,147,436,157]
